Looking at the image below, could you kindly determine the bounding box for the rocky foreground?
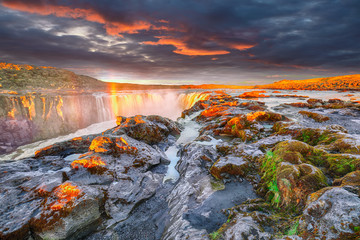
[1,91,360,240]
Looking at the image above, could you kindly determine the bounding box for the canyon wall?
[0,91,209,154]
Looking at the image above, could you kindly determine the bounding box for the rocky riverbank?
[0,90,359,240]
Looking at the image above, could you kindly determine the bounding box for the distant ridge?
[0,62,252,91]
[257,74,360,90]
[1,62,359,91]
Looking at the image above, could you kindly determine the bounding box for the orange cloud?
[2,1,157,36]
[2,1,106,23]
[142,36,230,56]
[229,43,256,50]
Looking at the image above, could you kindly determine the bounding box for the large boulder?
[259,140,329,209]
[222,214,272,240]
[31,182,102,240]
[210,155,249,180]
[107,115,180,145]
[299,187,360,239]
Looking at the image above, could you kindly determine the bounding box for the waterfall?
[95,94,112,122]
[0,90,210,155]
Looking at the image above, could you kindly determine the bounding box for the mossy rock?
[298,110,330,122]
[324,154,359,177]
[333,170,360,187]
[259,140,328,210]
[210,156,249,179]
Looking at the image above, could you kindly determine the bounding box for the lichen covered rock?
[299,187,360,239]
[210,156,249,180]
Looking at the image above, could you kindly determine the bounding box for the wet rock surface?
[1,91,360,240]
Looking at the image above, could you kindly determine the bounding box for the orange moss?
[35,145,54,157]
[115,137,138,153]
[299,111,330,122]
[89,136,113,153]
[50,183,81,210]
[71,154,106,169]
[246,111,267,121]
[238,90,269,98]
[200,105,229,118]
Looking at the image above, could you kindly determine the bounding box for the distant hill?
[0,62,107,90]
[1,62,359,91]
[257,74,360,90]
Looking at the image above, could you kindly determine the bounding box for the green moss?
[287,219,299,235]
[325,155,358,177]
[210,179,225,191]
[209,231,221,240]
[260,151,282,207]
[296,129,337,146]
[268,180,281,206]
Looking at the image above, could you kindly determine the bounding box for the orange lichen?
[35,145,54,157]
[89,136,113,153]
[221,101,238,106]
[115,137,138,153]
[238,91,269,98]
[71,154,106,169]
[275,94,309,98]
[200,105,229,118]
[246,111,267,121]
[50,182,81,210]
[116,115,146,127]
[299,111,330,122]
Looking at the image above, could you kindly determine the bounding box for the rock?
[277,162,328,208]
[298,110,330,122]
[31,182,102,240]
[222,214,272,240]
[35,135,96,158]
[210,155,249,179]
[333,170,360,187]
[104,171,162,222]
[0,163,64,240]
[299,187,360,239]
[107,115,180,145]
[307,98,323,105]
[181,100,209,118]
[238,90,269,98]
[259,140,329,208]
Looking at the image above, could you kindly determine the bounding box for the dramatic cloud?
[0,0,359,84]
[142,36,230,56]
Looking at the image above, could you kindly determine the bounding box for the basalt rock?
[108,115,180,145]
[35,135,96,158]
[299,187,360,239]
[210,155,249,180]
[298,110,330,122]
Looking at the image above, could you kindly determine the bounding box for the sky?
[0,0,359,85]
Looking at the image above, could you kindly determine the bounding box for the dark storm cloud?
[0,0,359,84]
